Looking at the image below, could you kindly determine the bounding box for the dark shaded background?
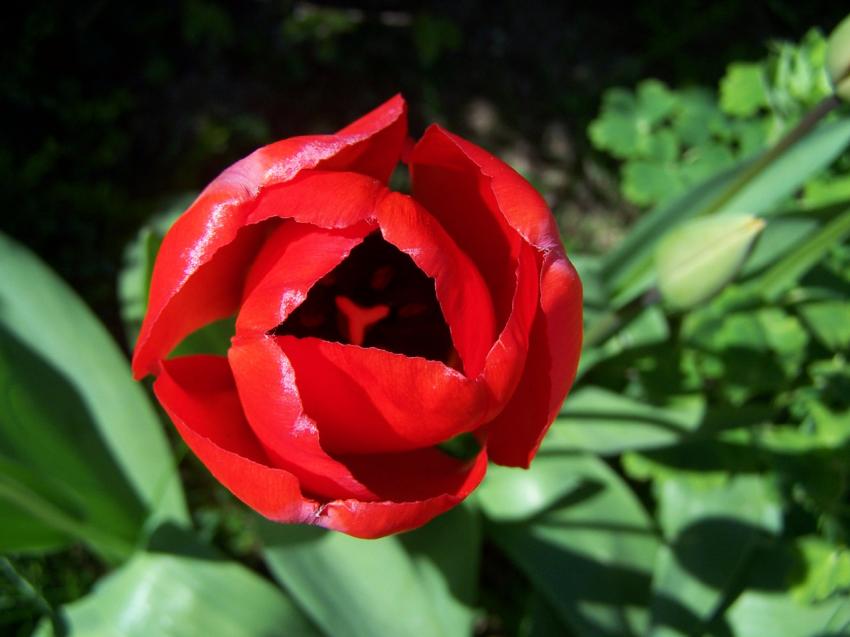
[2,0,847,349]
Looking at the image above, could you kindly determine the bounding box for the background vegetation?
[3,2,850,636]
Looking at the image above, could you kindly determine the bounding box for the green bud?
[655,214,765,311]
[827,13,850,101]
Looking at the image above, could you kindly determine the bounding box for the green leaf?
[0,232,187,559]
[547,387,705,455]
[720,63,768,117]
[710,538,850,637]
[589,92,644,159]
[791,537,850,604]
[741,214,819,276]
[655,214,765,310]
[803,174,850,207]
[683,307,809,403]
[260,514,476,637]
[672,89,725,147]
[647,476,782,637]
[34,551,318,637]
[637,80,678,125]
[398,506,481,637]
[719,589,850,637]
[484,453,660,637]
[716,118,850,217]
[0,499,69,553]
[678,142,735,185]
[168,316,236,358]
[757,206,850,301]
[578,306,669,380]
[622,161,685,206]
[797,299,850,350]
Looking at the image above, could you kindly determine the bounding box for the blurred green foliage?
[589,29,844,207]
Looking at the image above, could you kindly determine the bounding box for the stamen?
[335,296,390,346]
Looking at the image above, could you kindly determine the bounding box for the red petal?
[485,252,583,467]
[424,126,563,251]
[477,241,540,407]
[228,336,378,501]
[236,220,374,336]
[376,192,496,377]
[246,171,388,229]
[132,222,269,378]
[409,124,583,467]
[154,355,319,523]
[408,127,523,329]
[155,353,486,538]
[133,96,406,379]
[277,335,495,454]
[316,450,488,539]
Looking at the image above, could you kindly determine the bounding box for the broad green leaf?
[525,592,570,637]
[484,453,660,637]
[720,63,768,116]
[715,118,850,217]
[0,233,186,559]
[797,300,850,350]
[547,387,704,455]
[741,214,819,276]
[34,551,318,637]
[0,455,135,560]
[398,506,481,637]
[804,174,850,207]
[709,538,850,637]
[0,499,68,553]
[260,517,474,637]
[791,537,850,604]
[655,214,765,310]
[476,458,586,522]
[718,589,850,637]
[647,476,782,637]
[757,206,850,301]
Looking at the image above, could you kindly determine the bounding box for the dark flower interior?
[270,232,457,366]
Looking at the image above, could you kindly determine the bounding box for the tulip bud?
[827,14,850,101]
[655,214,765,311]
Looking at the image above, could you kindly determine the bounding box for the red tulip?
[132,96,582,538]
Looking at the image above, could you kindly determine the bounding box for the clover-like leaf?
[720,63,769,116]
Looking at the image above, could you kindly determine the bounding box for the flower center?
[270,232,457,364]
